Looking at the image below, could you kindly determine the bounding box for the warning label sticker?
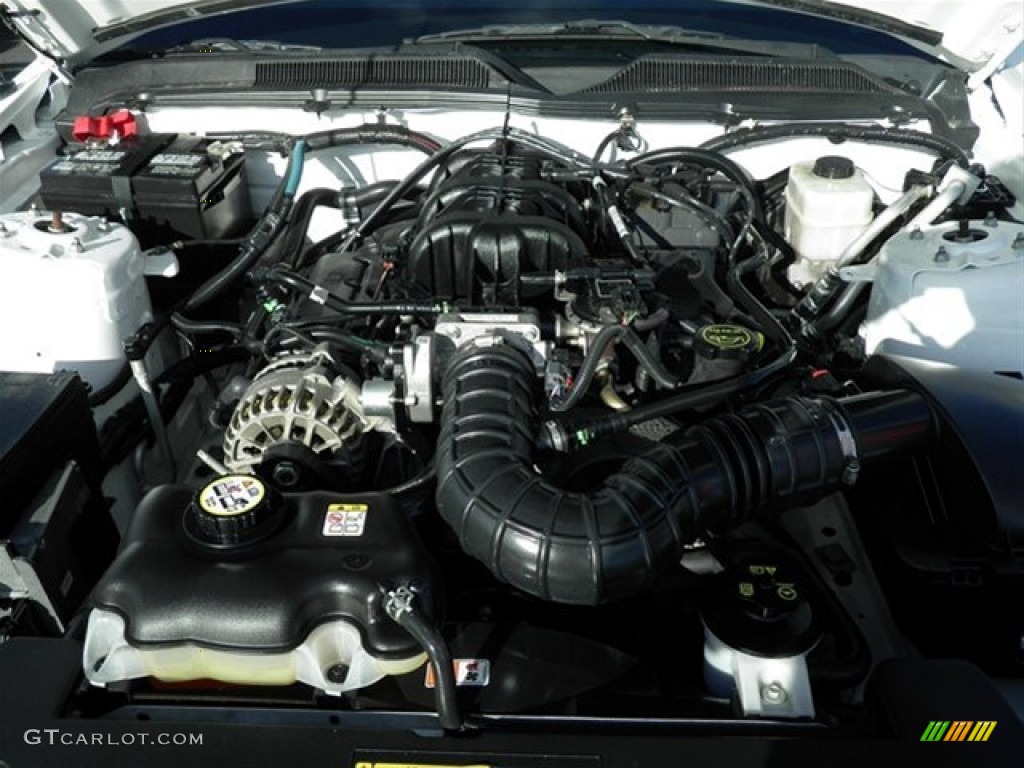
[323,503,369,537]
[425,659,491,688]
[149,153,206,167]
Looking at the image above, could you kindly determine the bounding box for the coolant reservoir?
[784,156,874,286]
[0,210,152,389]
[84,478,436,694]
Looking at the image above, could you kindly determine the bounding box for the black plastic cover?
[859,355,1024,539]
[7,462,118,632]
[89,487,438,656]
[0,372,101,530]
[405,213,587,304]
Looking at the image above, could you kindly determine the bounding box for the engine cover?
[402,147,590,304]
[405,213,587,304]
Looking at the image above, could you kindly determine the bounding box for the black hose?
[340,179,404,212]
[87,362,133,407]
[629,181,735,245]
[385,589,461,731]
[725,244,794,345]
[544,342,799,451]
[303,124,441,155]
[171,238,244,249]
[633,307,670,332]
[337,128,594,253]
[436,344,934,605]
[280,187,340,268]
[98,346,250,471]
[593,126,641,163]
[171,312,245,340]
[543,374,749,451]
[297,187,422,269]
[183,143,303,313]
[252,267,444,316]
[265,324,389,364]
[699,123,970,166]
[814,282,869,333]
[593,130,619,162]
[552,324,679,412]
[627,147,765,224]
[182,128,429,309]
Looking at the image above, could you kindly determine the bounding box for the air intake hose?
[435,343,933,605]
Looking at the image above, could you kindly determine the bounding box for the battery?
[38,134,173,219]
[38,134,251,243]
[132,136,251,240]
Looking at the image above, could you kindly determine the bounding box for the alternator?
[223,346,367,484]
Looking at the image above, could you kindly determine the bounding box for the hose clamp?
[384,585,417,622]
[825,402,860,485]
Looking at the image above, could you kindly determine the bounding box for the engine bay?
[2,106,1023,737]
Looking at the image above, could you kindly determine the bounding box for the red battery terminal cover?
[71,110,139,142]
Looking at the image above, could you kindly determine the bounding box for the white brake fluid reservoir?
[0,211,152,390]
[784,156,874,286]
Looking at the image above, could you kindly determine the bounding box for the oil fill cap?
[694,324,764,361]
[186,475,283,549]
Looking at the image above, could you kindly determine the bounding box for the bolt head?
[325,663,350,684]
[761,681,788,703]
[271,462,300,488]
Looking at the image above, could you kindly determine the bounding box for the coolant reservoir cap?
[694,324,764,361]
[812,155,855,180]
[186,475,283,549]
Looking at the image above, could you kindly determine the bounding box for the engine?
[4,123,1021,731]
